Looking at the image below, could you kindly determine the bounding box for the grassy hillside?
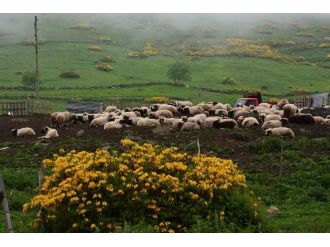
[0,14,330,111]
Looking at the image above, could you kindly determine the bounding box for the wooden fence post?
[0,173,14,233]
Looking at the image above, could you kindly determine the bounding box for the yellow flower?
[90,224,96,230]
[72,223,78,229]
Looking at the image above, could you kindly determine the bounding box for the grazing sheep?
[104,120,123,129]
[180,121,200,131]
[174,100,193,107]
[122,111,137,119]
[197,103,213,111]
[132,107,150,118]
[265,127,295,138]
[159,117,176,126]
[11,127,36,137]
[104,105,117,112]
[51,112,59,126]
[136,118,160,127]
[74,113,89,124]
[213,119,238,129]
[151,104,177,114]
[264,114,282,122]
[39,126,59,139]
[182,106,203,116]
[172,118,186,130]
[258,103,271,109]
[289,113,316,124]
[55,112,66,129]
[90,114,111,127]
[283,104,298,118]
[261,118,288,131]
[277,99,289,110]
[313,116,326,125]
[241,117,259,127]
[213,103,229,111]
[229,108,251,120]
[149,110,173,119]
[203,116,221,128]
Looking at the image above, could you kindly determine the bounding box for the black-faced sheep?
[151,104,177,114]
[277,99,289,110]
[181,106,203,116]
[213,119,238,129]
[261,118,288,131]
[313,116,326,125]
[104,120,123,129]
[283,104,298,118]
[90,114,112,127]
[39,126,59,139]
[136,118,160,127]
[264,114,282,122]
[11,127,36,137]
[265,127,295,138]
[149,110,173,119]
[180,121,200,131]
[240,117,259,127]
[289,113,316,124]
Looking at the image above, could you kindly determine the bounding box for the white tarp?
[67,101,104,113]
[310,92,329,107]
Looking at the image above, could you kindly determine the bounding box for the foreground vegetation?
[1,129,329,232]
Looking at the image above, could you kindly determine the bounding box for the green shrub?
[59,71,80,78]
[96,63,113,72]
[223,77,235,85]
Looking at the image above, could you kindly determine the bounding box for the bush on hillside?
[97,36,112,44]
[23,140,262,233]
[99,56,115,63]
[222,77,235,85]
[96,63,113,72]
[320,43,330,48]
[70,24,94,30]
[88,45,102,52]
[59,71,80,79]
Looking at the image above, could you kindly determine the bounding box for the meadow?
[0,14,330,111]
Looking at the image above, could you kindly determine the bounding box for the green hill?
[0,14,330,110]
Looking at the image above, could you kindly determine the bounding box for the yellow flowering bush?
[320,43,330,49]
[96,63,113,72]
[144,96,168,103]
[24,140,261,232]
[88,45,102,52]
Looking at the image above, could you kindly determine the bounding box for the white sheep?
[151,104,177,114]
[241,117,259,127]
[264,114,282,122]
[104,120,123,129]
[262,120,282,131]
[104,105,117,112]
[283,104,298,118]
[265,127,295,138]
[159,117,176,126]
[90,115,111,127]
[39,126,59,139]
[182,106,203,115]
[180,121,200,131]
[203,116,221,128]
[313,116,326,125]
[175,101,193,107]
[136,118,160,127]
[11,127,36,137]
[258,103,271,109]
[149,110,173,119]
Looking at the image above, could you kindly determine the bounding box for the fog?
[1,13,330,42]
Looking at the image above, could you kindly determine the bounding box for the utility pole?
[34,16,40,102]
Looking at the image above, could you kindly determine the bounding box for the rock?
[0,147,10,151]
[267,205,280,217]
[76,130,85,137]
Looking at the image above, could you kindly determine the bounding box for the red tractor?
[235,92,262,107]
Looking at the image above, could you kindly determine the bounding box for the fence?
[0,99,51,116]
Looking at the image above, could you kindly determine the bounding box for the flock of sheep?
[10,99,330,140]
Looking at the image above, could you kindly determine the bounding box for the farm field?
[0,14,330,111]
[0,115,330,232]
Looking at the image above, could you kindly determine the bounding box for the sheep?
[229,108,251,120]
[174,100,193,107]
[180,121,200,131]
[203,116,221,128]
[313,116,326,125]
[132,107,150,118]
[172,118,187,130]
[283,104,298,118]
[104,120,123,129]
[213,103,229,111]
[213,119,238,129]
[122,111,138,119]
[261,118,288,131]
[151,104,177,114]
[11,127,36,137]
[209,109,228,117]
[197,103,213,112]
[187,113,208,125]
[90,114,111,127]
[325,119,330,125]
[159,116,176,126]
[241,117,259,128]
[264,114,282,122]
[136,118,160,127]
[326,115,330,119]
[265,127,295,138]
[277,99,289,110]
[181,106,203,116]
[55,112,66,129]
[289,113,316,124]
[104,105,117,112]
[258,103,271,109]
[39,126,59,139]
[74,112,89,124]
[149,110,173,119]
[51,112,60,126]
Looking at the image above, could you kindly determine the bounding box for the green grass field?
[0,14,330,111]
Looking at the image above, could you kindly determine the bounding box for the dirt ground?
[1,115,329,172]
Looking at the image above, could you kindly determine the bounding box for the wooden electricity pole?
[34,16,40,103]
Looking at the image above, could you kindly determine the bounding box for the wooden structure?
[0,173,14,233]
[0,99,51,116]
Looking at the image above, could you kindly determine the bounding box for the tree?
[21,71,37,90]
[167,62,192,83]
